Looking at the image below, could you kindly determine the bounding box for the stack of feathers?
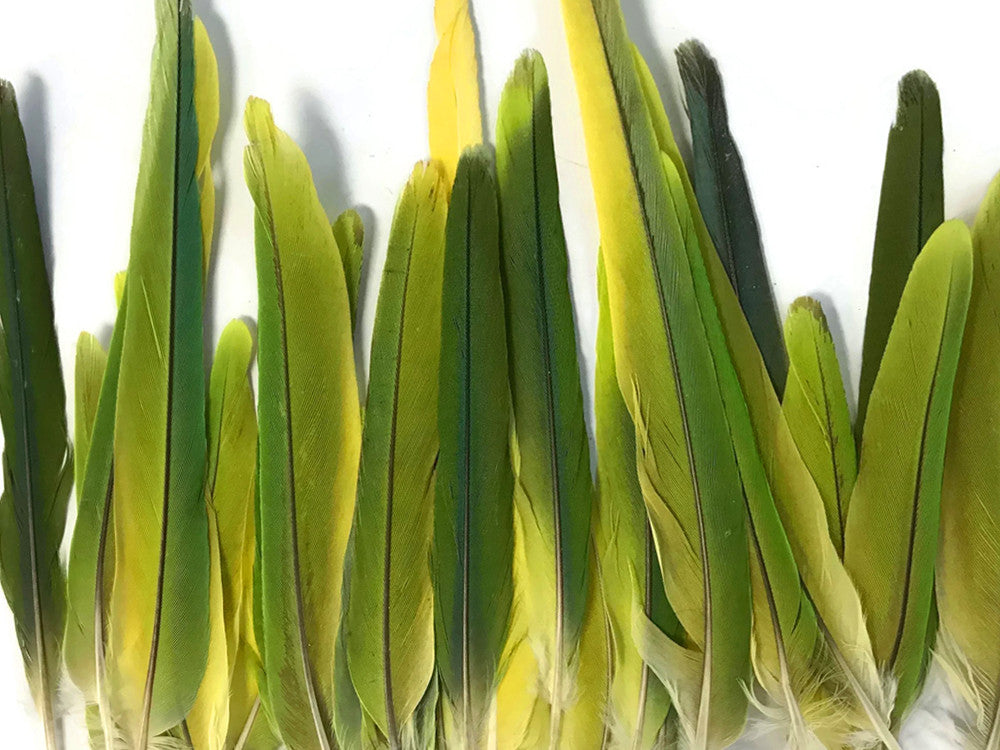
[0,0,997,748]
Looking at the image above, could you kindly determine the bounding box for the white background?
[2,0,1000,746]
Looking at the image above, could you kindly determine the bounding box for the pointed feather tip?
[894,70,939,124]
[675,39,723,97]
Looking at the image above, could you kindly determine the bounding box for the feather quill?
[345,161,447,748]
[675,40,786,396]
[0,78,73,750]
[845,219,973,723]
[434,146,514,749]
[495,51,592,748]
[938,172,1000,749]
[782,298,856,557]
[244,97,362,750]
[559,3,753,747]
[856,71,943,439]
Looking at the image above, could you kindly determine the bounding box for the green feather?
[0,78,73,750]
[856,71,943,439]
[782,298,856,557]
[845,219,973,723]
[345,161,447,747]
[560,3,752,746]
[244,97,362,750]
[495,52,592,748]
[938,172,1000,749]
[676,40,786,396]
[434,145,514,748]
[103,0,212,742]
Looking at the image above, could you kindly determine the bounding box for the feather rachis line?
[137,2,191,741]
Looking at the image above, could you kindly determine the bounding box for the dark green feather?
[676,40,786,396]
[0,78,72,750]
[856,71,943,439]
[434,146,514,747]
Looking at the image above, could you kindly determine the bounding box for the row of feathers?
[0,0,998,749]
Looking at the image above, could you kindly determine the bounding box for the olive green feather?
[244,96,363,750]
[345,161,447,748]
[496,51,592,748]
[0,78,73,750]
[845,219,973,723]
[434,145,514,749]
[856,71,943,439]
[782,298,856,557]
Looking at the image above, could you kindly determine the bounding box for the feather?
[433,146,514,748]
[0,78,73,750]
[559,2,753,747]
[594,253,678,750]
[495,51,592,748]
[332,209,365,329]
[856,71,943,439]
[675,40,786,396]
[559,547,612,750]
[627,37,898,748]
[427,0,482,187]
[187,320,272,750]
[782,298,856,557]
[64,292,126,748]
[104,0,213,742]
[345,161,447,747]
[845,219,973,723]
[937,172,1000,749]
[244,96,362,750]
[74,333,108,502]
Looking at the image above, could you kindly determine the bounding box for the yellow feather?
[427,0,482,187]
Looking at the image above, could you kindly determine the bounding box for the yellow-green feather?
[938,172,1000,749]
[244,97,362,750]
[845,219,973,723]
[782,299,856,557]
